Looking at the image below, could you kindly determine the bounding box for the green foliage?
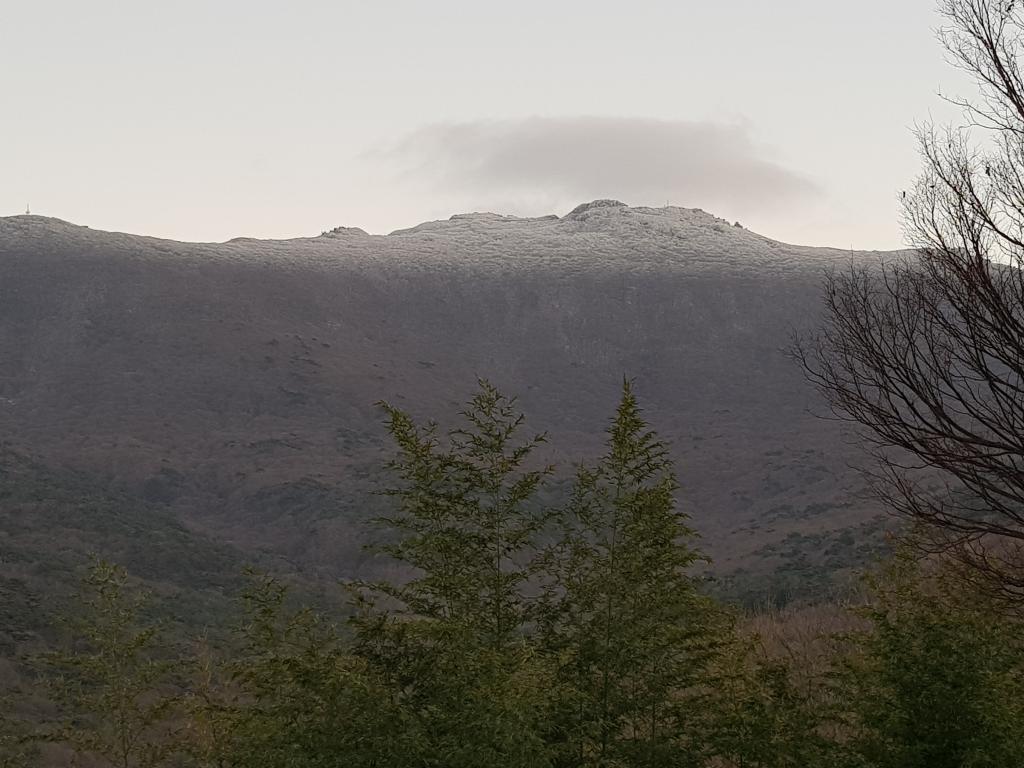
[708,651,835,767]
[350,380,555,766]
[35,559,181,768]
[537,380,732,766]
[187,572,413,768]
[833,554,1024,768]
[27,378,1024,768]
[356,615,553,768]
[364,379,552,645]
[0,449,246,648]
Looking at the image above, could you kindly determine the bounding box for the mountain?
[0,200,895,620]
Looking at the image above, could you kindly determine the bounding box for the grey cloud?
[387,117,821,215]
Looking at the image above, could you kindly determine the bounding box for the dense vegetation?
[3,380,1022,767]
[7,2,1024,764]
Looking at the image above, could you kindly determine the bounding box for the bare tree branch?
[793,0,1024,598]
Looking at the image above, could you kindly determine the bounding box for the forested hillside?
[4,383,1018,767]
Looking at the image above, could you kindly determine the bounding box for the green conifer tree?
[350,380,555,767]
[539,380,728,767]
[363,380,551,644]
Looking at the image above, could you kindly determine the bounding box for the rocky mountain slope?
[0,200,896,614]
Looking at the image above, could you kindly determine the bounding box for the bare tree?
[795,0,1024,599]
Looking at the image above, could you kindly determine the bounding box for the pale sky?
[1,1,975,249]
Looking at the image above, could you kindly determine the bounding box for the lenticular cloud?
[387,116,820,216]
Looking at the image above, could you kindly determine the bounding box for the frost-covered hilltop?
[0,199,878,277]
[0,201,897,603]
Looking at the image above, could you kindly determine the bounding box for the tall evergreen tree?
[359,379,552,645]
[350,380,555,767]
[539,380,728,767]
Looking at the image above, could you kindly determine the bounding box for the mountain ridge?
[0,200,896,612]
[2,201,895,259]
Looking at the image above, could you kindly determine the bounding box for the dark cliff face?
[0,205,892,600]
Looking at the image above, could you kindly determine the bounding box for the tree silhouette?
[795,0,1024,598]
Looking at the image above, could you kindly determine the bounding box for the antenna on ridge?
[25,203,30,215]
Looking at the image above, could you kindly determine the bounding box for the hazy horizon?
[3,0,974,249]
